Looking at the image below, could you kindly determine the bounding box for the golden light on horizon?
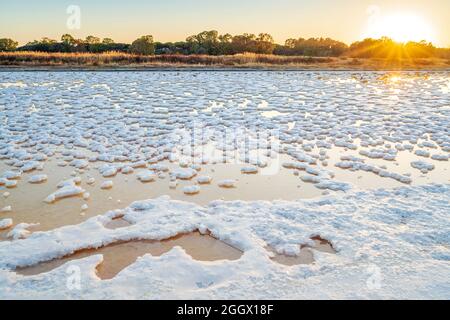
[365,13,437,44]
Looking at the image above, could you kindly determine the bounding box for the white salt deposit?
[197,176,212,184]
[171,168,198,180]
[183,185,201,195]
[137,171,156,183]
[411,161,435,173]
[2,171,22,180]
[0,218,13,230]
[241,166,258,174]
[0,71,449,299]
[218,179,237,188]
[28,174,48,184]
[100,181,114,190]
[7,223,39,240]
[44,185,85,203]
[0,185,449,299]
[0,206,12,213]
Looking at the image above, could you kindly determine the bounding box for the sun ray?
[365,13,436,44]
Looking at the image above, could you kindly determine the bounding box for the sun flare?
[366,13,436,43]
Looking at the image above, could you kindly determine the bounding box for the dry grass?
[0,51,448,70]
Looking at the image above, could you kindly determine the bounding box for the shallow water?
[1,71,449,254]
[17,232,243,280]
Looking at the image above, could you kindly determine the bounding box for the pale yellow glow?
[365,13,436,43]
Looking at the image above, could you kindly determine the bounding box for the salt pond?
[0,71,449,299]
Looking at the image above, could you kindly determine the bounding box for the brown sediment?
[16,231,243,280]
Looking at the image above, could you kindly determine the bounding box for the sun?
[365,13,436,43]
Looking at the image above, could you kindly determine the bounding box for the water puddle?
[16,231,243,280]
[269,236,336,266]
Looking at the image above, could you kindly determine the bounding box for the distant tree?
[85,36,101,44]
[186,30,222,55]
[255,33,275,54]
[348,37,436,59]
[277,37,348,56]
[130,35,155,55]
[40,37,57,44]
[61,34,76,45]
[0,38,18,51]
[102,38,115,44]
[219,33,233,43]
[231,33,257,53]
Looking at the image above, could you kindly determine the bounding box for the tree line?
[1,31,449,59]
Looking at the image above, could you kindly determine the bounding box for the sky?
[1,0,449,47]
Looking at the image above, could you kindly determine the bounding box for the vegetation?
[276,37,348,56]
[1,51,449,70]
[0,38,18,52]
[348,37,450,59]
[0,31,449,69]
[130,35,155,55]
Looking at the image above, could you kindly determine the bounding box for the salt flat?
[0,71,449,299]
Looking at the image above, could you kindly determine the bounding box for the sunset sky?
[1,0,449,47]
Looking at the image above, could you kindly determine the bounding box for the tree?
[85,36,101,44]
[130,35,155,55]
[102,38,114,44]
[0,38,18,51]
[255,33,275,54]
[219,33,232,43]
[61,34,75,45]
[40,37,57,44]
[278,37,348,56]
[231,33,257,53]
[186,30,222,55]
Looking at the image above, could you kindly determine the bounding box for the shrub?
[130,35,155,55]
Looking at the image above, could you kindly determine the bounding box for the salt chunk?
[6,222,39,240]
[197,176,212,184]
[218,179,236,188]
[137,171,156,182]
[414,149,430,158]
[183,185,200,195]
[171,168,197,180]
[121,166,134,174]
[28,174,48,184]
[2,170,22,179]
[241,166,258,174]
[100,181,114,190]
[431,154,449,161]
[70,159,89,169]
[169,181,178,189]
[411,161,434,173]
[0,218,13,230]
[5,180,17,188]
[44,185,85,203]
[149,164,169,172]
[0,206,12,213]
